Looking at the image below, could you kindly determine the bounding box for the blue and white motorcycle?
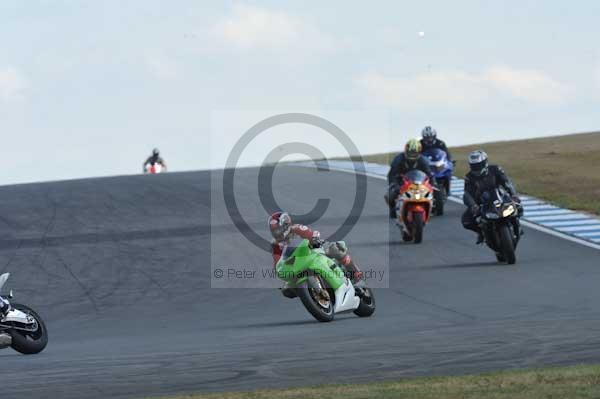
[0,273,48,354]
[423,148,454,216]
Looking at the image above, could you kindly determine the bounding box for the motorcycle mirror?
[8,290,13,299]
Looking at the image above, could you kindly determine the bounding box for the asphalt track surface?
[1,166,599,398]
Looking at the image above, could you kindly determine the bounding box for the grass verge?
[354,131,600,215]
[157,364,600,399]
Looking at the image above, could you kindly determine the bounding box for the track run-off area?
[0,165,599,399]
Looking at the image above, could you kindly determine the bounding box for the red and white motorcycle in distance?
[144,162,165,174]
[0,273,49,354]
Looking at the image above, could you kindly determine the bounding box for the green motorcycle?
[276,239,376,322]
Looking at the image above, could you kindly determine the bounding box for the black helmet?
[421,126,437,145]
[468,150,488,177]
[152,148,160,157]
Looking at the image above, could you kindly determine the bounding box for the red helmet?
[268,211,292,240]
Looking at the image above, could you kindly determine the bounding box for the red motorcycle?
[144,163,165,174]
[395,170,435,243]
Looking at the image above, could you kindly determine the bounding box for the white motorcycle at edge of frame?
[0,273,48,354]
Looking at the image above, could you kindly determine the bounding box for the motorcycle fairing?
[1,308,35,325]
[276,240,345,291]
[333,278,360,313]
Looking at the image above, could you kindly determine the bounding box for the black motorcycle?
[477,189,522,264]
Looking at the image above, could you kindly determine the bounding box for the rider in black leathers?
[143,148,167,172]
[386,139,434,219]
[462,150,522,243]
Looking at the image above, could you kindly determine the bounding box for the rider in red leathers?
[269,211,363,297]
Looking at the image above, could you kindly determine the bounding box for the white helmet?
[421,126,437,145]
[468,150,488,176]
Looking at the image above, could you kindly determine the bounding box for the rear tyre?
[297,276,334,322]
[413,213,424,244]
[8,304,48,355]
[353,288,376,317]
[499,225,516,265]
[434,187,445,216]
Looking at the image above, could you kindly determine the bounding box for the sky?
[1,1,600,184]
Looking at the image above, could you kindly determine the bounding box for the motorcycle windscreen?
[481,189,508,213]
[423,148,446,162]
[405,169,428,184]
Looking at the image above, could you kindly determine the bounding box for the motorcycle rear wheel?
[353,288,376,317]
[8,303,48,355]
[434,187,445,216]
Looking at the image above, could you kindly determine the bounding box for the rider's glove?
[309,236,324,248]
[511,195,521,203]
[470,204,480,216]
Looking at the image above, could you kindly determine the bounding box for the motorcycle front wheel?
[297,276,335,322]
[412,212,424,244]
[499,224,517,265]
[8,303,48,355]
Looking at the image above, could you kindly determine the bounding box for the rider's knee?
[325,241,348,260]
[390,183,400,195]
[461,213,476,230]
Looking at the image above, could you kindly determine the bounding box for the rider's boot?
[514,218,524,237]
[343,259,363,284]
[384,193,397,220]
[388,201,397,220]
[476,230,485,245]
[402,227,412,242]
[345,261,366,298]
